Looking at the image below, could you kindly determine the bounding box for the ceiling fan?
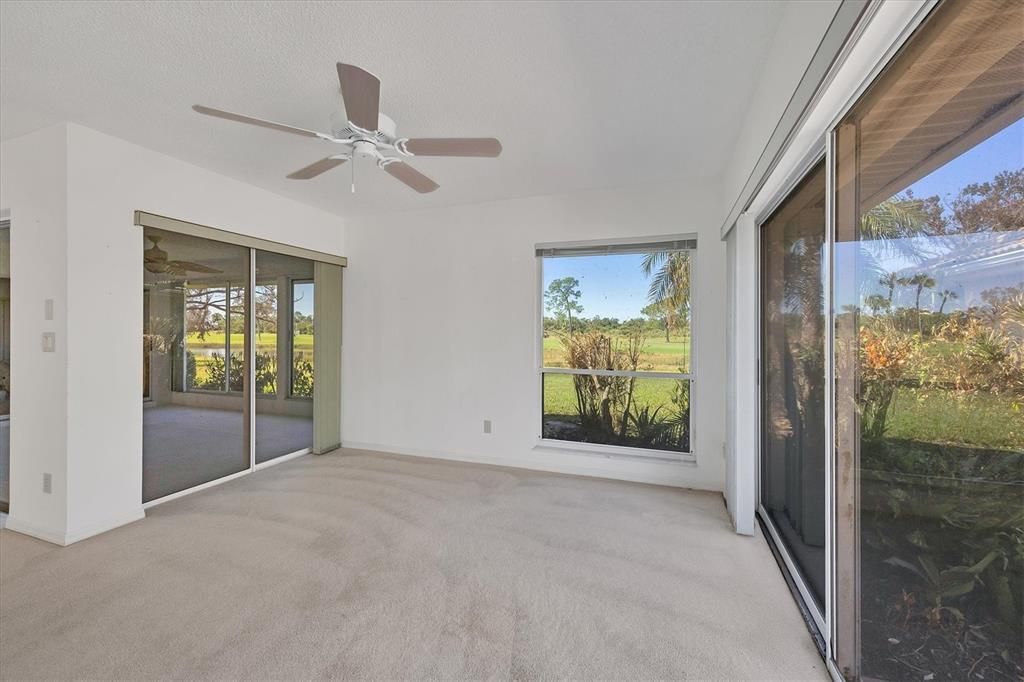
[192,63,502,194]
[144,236,223,276]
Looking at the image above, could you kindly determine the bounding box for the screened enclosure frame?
[535,235,698,460]
[135,211,345,508]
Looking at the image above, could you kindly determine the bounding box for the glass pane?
[835,0,1023,677]
[760,160,827,610]
[254,251,314,463]
[542,251,692,373]
[142,228,249,502]
[291,281,314,398]
[542,373,690,453]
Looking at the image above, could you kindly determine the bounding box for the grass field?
[886,387,1021,450]
[542,334,690,373]
[542,373,689,421]
[186,332,314,350]
[186,332,314,386]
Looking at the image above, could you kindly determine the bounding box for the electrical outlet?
[41,332,56,353]
[483,419,492,434]
[42,472,52,494]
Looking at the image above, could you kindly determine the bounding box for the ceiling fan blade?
[403,138,502,157]
[336,63,380,132]
[169,261,223,274]
[382,162,439,194]
[192,105,325,139]
[286,157,348,180]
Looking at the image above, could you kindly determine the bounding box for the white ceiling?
[1,1,834,218]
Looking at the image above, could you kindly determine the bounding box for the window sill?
[534,438,696,465]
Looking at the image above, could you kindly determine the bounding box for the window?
[538,238,695,455]
[290,280,314,398]
[182,283,245,393]
[833,0,1023,678]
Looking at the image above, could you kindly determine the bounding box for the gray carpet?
[143,405,312,501]
[0,450,825,680]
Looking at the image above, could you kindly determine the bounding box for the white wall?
[0,125,70,540]
[0,123,345,544]
[342,179,728,491]
[718,0,841,230]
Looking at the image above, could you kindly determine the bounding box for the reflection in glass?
[542,373,690,453]
[760,160,827,609]
[254,251,314,463]
[834,0,1023,677]
[142,228,249,502]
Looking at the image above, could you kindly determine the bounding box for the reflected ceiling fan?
[192,63,502,194]
[144,236,223,276]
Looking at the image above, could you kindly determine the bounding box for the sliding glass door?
[142,222,341,504]
[833,0,1023,677]
[760,161,828,618]
[142,228,250,502]
[254,251,315,463]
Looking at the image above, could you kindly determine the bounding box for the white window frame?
[534,235,697,462]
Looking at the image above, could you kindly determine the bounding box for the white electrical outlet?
[42,472,52,494]
[41,332,56,353]
[483,419,492,434]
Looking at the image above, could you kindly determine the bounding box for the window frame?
[534,236,698,461]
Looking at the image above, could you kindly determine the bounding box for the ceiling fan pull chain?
[351,156,356,194]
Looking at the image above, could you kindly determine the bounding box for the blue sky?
[904,118,1022,204]
[543,253,655,320]
[293,282,315,317]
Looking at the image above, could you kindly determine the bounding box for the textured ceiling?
[1,1,831,217]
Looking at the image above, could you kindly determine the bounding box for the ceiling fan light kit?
[193,63,502,194]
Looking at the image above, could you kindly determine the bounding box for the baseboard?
[64,507,146,545]
[3,516,68,545]
[341,440,721,491]
[5,508,146,547]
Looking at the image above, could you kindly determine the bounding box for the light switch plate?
[42,332,56,352]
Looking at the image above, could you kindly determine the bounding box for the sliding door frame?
[754,143,831,648]
[136,212,345,508]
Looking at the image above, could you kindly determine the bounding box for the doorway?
[140,215,343,505]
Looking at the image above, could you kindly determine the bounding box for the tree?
[544,277,583,335]
[907,272,935,334]
[641,251,690,346]
[865,294,890,316]
[937,289,958,315]
[879,273,900,305]
[642,302,674,342]
[950,169,1024,233]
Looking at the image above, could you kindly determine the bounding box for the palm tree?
[907,272,936,335]
[641,251,690,336]
[865,294,890,316]
[879,273,900,305]
[938,289,958,315]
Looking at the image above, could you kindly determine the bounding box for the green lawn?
[886,387,1021,450]
[542,373,688,420]
[543,334,690,373]
[186,332,314,350]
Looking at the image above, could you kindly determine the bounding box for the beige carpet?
[0,450,825,680]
